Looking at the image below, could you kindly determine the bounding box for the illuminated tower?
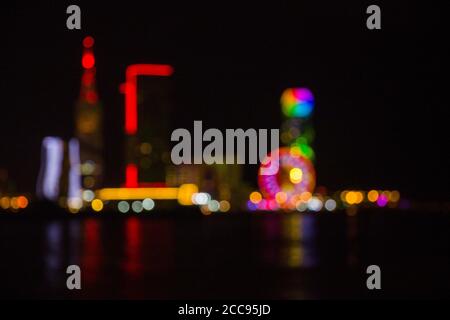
[122,64,174,187]
[75,36,103,190]
[255,88,316,211]
[280,88,315,161]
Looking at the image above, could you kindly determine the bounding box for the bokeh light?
[249,191,262,204]
[219,200,231,212]
[142,198,155,211]
[289,168,303,184]
[91,199,103,212]
[118,201,130,213]
[281,88,314,118]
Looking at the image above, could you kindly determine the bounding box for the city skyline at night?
[0,1,449,303]
[1,2,448,202]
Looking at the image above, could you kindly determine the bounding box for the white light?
[307,197,323,212]
[142,198,155,211]
[67,197,82,210]
[36,137,64,201]
[118,201,130,213]
[296,201,308,212]
[324,199,337,211]
[132,201,143,213]
[82,190,95,202]
[81,161,95,175]
[207,200,220,212]
[192,192,210,205]
[68,139,82,203]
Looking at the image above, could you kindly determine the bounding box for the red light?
[125,164,139,188]
[83,36,95,49]
[127,64,174,77]
[124,64,173,135]
[86,91,98,104]
[82,71,94,86]
[82,53,95,69]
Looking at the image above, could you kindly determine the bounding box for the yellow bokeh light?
[289,168,303,184]
[249,191,262,204]
[91,199,104,212]
[177,184,199,205]
[290,146,302,157]
[219,200,231,212]
[367,190,379,202]
[345,191,357,205]
[355,191,364,204]
[340,190,348,202]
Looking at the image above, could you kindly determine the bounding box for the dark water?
[1,210,449,299]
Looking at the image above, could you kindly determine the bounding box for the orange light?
[367,190,379,202]
[275,192,288,204]
[177,184,199,205]
[356,191,364,204]
[249,191,262,204]
[97,187,179,201]
[219,200,231,212]
[0,197,10,209]
[10,197,19,210]
[389,190,400,202]
[17,196,28,209]
[345,191,357,205]
[300,191,312,202]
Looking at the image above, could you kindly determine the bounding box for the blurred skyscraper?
[122,64,174,187]
[75,36,103,190]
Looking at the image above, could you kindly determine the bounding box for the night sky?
[1,1,448,200]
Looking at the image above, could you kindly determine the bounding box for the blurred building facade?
[75,36,103,190]
[125,70,174,186]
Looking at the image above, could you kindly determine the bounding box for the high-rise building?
[75,36,103,190]
[122,64,174,187]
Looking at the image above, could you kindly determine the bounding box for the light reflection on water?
[44,221,63,286]
[38,213,323,298]
[261,213,318,269]
[2,210,448,299]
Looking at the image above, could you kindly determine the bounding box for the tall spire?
[75,36,103,190]
[79,36,98,105]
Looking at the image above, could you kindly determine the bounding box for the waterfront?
[1,209,449,299]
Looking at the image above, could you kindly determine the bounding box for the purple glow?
[247,200,258,211]
[36,137,64,201]
[377,194,388,207]
[68,138,82,205]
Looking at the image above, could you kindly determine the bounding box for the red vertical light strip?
[125,78,137,135]
[123,64,174,186]
[124,64,174,135]
[125,164,139,188]
[124,217,142,277]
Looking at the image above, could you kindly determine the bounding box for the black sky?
[0,1,448,200]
